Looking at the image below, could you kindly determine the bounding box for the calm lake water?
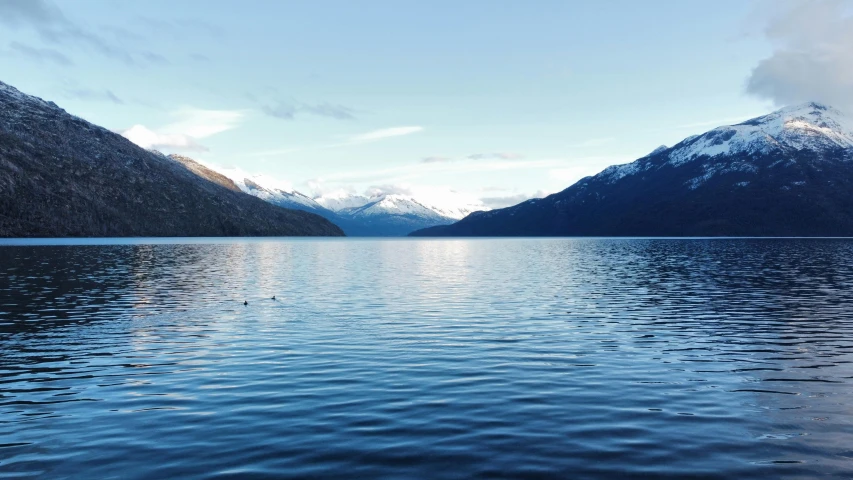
[1,238,852,479]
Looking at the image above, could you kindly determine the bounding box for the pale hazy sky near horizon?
[1,0,852,207]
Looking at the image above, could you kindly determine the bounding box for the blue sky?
[1,0,850,206]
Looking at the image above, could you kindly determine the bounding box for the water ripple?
[0,238,852,478]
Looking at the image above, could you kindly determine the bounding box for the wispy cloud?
[0,0,63,28]
[9,41,72,66]
[421,156,452,163]
[318,158,569,185]
[100,25,145,43]
[261,103,297,120]
[467,152,524,160]
[642,114,763,135]
[420,152,526,164]
[301,103,357,120]
[480,190,549,209]
[247,125,424,159]
[0,0,168,66]
[140,51,169,66]
[295,158,616,209]
[261,100,357,121]
[350,126,423,142]
[63,86,124,104]
[364,184,414,197]
[165,107,246,139]
[120,125,208,152]
[136,16,225,40]
[672,115,761,130]
[120,107,246,152]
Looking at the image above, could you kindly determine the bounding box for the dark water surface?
[1,238,852,479]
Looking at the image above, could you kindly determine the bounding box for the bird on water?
[244,300,248,306]
[272,296,276,300]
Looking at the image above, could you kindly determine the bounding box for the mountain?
[331,193,485,236]
[0,81,344,237]
[314,191,371,211]
[207,167,488,236]
[412,102,853,237]
[211,166,333,216]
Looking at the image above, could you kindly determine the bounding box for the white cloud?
[246,125,424,158]
[350,126,423,142]
[120,107,246,153]
[746,0,853,112]
[120,125,207,151]
[480,190,549,209]
[261,100,357,121]
[364,184,414,197]
[305,180,358,199]
[421,156,452,163]
[420,153,525,163]
[363,183,487,214]
[164,107,245,139]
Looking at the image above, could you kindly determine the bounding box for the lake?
[1,238,852,479]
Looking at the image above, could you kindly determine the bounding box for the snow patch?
[685,162,759,190]
[669,102,853,166]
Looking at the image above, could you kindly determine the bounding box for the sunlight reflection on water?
[1,238,852,479]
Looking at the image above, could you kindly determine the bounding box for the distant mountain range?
[200,165,488,236]
[8,75,852,239]
[412,102,853,237]
[0,81,343,237]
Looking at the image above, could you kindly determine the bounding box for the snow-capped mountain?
[345,194,447,220]
[318,193,485,235]
[413,102,853,237]
[599,102,853,186]
[0,79,342,237]
[211,167,332,215]
[336,193,485,221]
[202,166,489,235]
[314,191,372,211]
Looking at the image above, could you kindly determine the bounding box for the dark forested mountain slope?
[412,103,853,237]
[0,81,343,237]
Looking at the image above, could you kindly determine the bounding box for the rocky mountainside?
[168,154,242,192]
[0,81,344,237]
[412,103,853,237]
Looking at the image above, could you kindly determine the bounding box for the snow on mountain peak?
[337,190,487,220]
[195,165,328,211]
[649,145,668,156]
[0,80,57,109]
[596,102,853,187]
[669,102,853,166]
[315,186,488,220]
[314,190,371,211]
